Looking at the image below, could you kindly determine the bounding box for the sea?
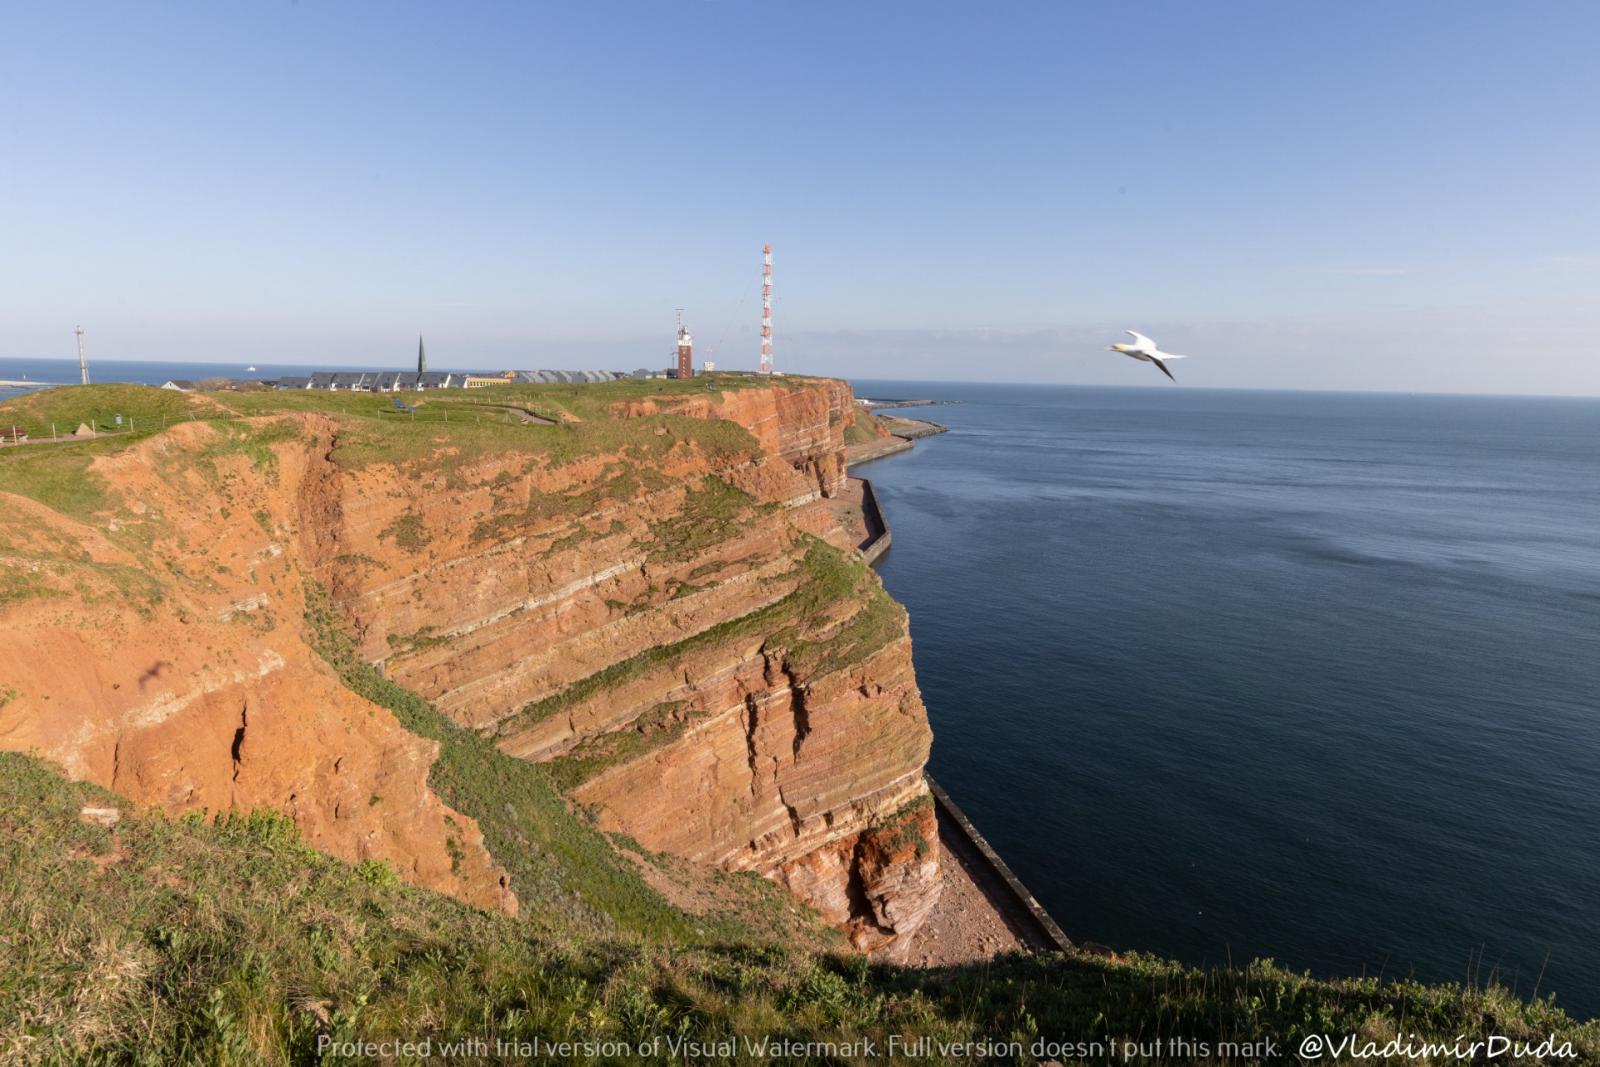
[852,379,1600,1020]
[5,359,1597,1016]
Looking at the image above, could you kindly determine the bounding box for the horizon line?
[3,357,1598,402]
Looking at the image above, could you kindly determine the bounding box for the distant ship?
[246,365,257,372]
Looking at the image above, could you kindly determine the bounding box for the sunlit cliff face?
[0,378,940,951]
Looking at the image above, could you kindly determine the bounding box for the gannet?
[1108,330,1188,382]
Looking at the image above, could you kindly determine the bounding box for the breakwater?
[858,477,892,566]
[925,775,1073,952]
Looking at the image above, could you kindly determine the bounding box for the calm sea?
[852,380,1600,1020]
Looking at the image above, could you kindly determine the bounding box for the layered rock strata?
[0,377,939,949]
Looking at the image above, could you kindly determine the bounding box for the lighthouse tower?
[675,314,694,380]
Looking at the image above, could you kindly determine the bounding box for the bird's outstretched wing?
[1149,356,1177,382]
[1125,330,1157,352]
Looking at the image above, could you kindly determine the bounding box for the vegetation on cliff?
[302,580,824,949]
[496,536,902,746]
[0,376,783,517]
[5,752,1596,1064]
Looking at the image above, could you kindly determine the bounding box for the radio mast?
[75,326,89,385]
[759,244,774,374]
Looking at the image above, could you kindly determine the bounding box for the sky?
[2,1,1598,393]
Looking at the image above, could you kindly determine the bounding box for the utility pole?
[76,326,89,385]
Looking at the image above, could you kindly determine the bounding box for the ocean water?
[852,381,1600,1019]
[0,357,325,398]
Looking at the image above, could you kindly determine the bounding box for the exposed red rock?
[0,423,513,914]
[0,378,938,948]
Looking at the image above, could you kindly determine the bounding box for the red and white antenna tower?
[758,244,774,374]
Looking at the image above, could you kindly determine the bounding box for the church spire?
[417,334,427,374]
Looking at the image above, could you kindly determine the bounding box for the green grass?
[377,512,429,552]
[214,378,770,476]
[0,519,167,610]
[0,379,782,521]
[0,566,68,607]
[0,382,207,440]
[303,583,804,947]
[643,475,766,562]
[495,536,885,742]
[0,387,273,520]
[843,415,884,447]
[869,794,936,860]
[5,751,1595,1065]
[0,441,112,517]
[544,701,712,792]
[188,420,302,484]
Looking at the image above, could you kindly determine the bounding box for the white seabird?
[1108,330,1188,382]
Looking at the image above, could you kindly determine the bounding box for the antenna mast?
[75,326,89,385]
[759,244,774,374]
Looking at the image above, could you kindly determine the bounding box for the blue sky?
[3,1,1598,392]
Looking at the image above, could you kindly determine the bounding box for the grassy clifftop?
[0,379,780,517]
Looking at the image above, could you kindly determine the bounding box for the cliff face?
[0,421,514,914]
[0,377,939,951]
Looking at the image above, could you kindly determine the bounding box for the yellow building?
[462,371,517,389]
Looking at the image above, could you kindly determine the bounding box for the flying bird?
[1108,330,1188,382]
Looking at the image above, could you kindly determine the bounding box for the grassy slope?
[302,583,822,950]
[5,752,1595,1065]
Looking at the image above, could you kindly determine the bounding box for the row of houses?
[161,368,676,395]
[276,371,463,391]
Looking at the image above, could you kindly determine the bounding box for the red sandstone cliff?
[0,422,513,913]
[0,377,939,951]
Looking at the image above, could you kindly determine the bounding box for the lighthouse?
[675,316,694,380]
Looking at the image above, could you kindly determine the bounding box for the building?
[463,372,517,389]
[372,372,417,392]
[702,361,716,373]
[306,372,377,391]
[676,321,694,380]
[513,369,627,384]
[274,376,311,390]
[161,378,273,392]
[383,372,456,390]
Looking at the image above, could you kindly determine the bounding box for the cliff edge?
[0,376,939,952]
